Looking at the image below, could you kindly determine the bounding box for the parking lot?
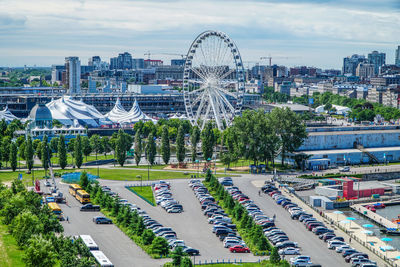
[40,179,167,267]
[100,179,264,263]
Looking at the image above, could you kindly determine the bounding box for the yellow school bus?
[69,184,82,197]
[48,202,63,220]
[76,189,91,204]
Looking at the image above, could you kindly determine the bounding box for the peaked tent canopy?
[118,99,156,123]
[46,96,111,127]
[105,98,129,123]
[0,106,18,122]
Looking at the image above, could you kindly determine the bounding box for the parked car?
[93,216,112,224]
[183,247,200,256]
[229,245,250,253]
[339,166,350,172]
[290,256,311,265]
[79,203,100,211]
[278,247,300,255]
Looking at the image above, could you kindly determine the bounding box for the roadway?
[100,179,264,263]
[40,179,167,267]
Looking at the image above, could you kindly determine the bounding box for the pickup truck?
[80,203,101,211]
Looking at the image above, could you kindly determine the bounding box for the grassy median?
[198,261,289,267]
[128,186,156,206]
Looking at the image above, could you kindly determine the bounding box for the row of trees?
[82,176,192,266]
[221,108,307,168]
[204,171,271,254]
[0,179,95,266]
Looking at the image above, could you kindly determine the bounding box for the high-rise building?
[65,57,81,94]
[396,46,400,67]
[132,58,145,69]
[342,54,367,75]
[117,52,132,69]
[51,65,65,85]
[171,59,186,66]
[110,57,118,70]
[368,51,385,75]
[356,63,375,79]
[88,56,101,66]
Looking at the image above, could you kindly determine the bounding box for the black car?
[183,247,200,256]
[80,204,100,211]
[93,216,112,224]
[276,241,298,249]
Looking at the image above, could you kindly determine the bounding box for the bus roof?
[90,250,113,267]
[69,184,82,189]
[76,189,89,195]
[47,202,61,210]
[80,235,99,250]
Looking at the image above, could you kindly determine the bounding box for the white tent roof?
[46,96,111,127]
[0,106,18,122]
[105,98,129,123]
[118,99,156,123]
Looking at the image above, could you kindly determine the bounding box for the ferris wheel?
[183,30,245,130]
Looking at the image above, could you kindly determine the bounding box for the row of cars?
[262,183,316,267]
[154,181,183,213]
[263,182,377,267]
[189,179,250,253]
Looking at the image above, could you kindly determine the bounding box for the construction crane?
[158,53,186,60]
[144,51,151,60]
[260,55,299,66]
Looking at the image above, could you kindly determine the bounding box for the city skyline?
[0,0,399,68]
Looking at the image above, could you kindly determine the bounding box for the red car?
[229,245,250,253]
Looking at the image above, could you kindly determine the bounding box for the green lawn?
[0,169,77,184]
[128,186,156,205]
[50,153,114,165]
[0,223,25,267]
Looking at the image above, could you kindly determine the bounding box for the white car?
[339,166,350,172]
[336,244,351,253]
[327,241,346,249]
[290,256,311,264]
[278,247,300,255]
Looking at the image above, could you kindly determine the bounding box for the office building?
[65,57,81,94]
[368,51,385,75]
[51,65,65,85]
[171,59,186,66]
[110,52,133,70]
[356,63,375,79]
[133,58,145,69]
[342,54,367,75]
[88,56,101,66]
[396,46,400,67]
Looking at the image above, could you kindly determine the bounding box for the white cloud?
[0,0,399,67]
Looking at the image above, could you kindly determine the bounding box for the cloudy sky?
[0,0,399,68]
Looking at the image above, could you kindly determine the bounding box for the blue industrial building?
[296,125,400,169]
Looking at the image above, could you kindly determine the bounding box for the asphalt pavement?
[100,179,264,263]
[233,174,350,267]
[41,179,167,267]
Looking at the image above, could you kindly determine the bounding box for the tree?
[150,236,169,256]
[146,133,156,166]
[2,136,11,167]
[79,171,89,190]
[324,103,332,112]
[201,121,215,161]
[10,142,18,171]
[90,135,101,160]
[19,141,26,160]
[0,119,7,135]
[190,126,200,162]
[160,125,170,165]
[220,127,238,169]
[172,246,184,266]
[41,135,49,173]
[141,229,155,245]
[82,136,91,161]
[134,130,142,166]
[176,125,185,164]
[32,138,41,152]
[101,137,111,158]
[23,235,57,267]
[271,107,307,165]
[36,142,42,161]
[181,257,193,267]
[270,247,281,263]
[58,135,67,170]
[74,135,83,168]
[115,130,127,166]
[49,137,59,157]
[25,135,34,171]
[10,211,41,246]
